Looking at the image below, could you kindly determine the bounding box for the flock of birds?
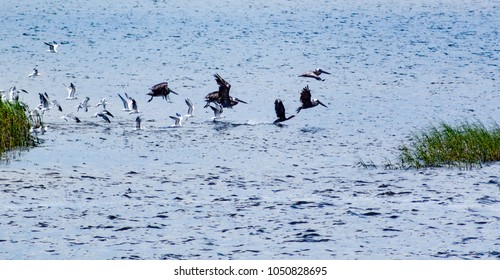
[1,42,330,133]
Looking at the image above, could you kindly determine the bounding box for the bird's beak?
[237,98,247,104]
[319,101,328,108]
[320,70,331,75]
[171,90,179,95]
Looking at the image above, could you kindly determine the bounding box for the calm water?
[1,0,499,259]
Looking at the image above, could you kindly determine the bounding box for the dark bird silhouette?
[273,99,295,124]
[296,85,327,113]
[147,82,178,102]
[204,73,247,108]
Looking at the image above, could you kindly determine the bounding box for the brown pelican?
[204,73,247,108]
[296,85,327,113]
[45,41,58,53]
[299,68,330,81]
[273,99,295,124]
[147,82,178,102]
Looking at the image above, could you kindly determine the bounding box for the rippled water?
[1,0,499,259]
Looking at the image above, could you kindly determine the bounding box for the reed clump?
[0,99,35,160]
[399,120,500,169]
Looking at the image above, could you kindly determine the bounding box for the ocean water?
[0,0,499,259]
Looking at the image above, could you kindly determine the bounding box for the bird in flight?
[296,85,327,113]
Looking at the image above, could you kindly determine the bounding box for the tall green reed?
[399,120,500,169]
[0,99,35,161]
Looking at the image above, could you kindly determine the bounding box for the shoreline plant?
[0,99,36,161]
[399,120,500,169]
[358,120,500,170]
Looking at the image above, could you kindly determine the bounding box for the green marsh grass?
[0,99,35,161]
[399,120,500,169]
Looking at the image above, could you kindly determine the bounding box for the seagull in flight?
[95,98,108,109]
[169,113,187,127]
[118,93,139,114]
[185,98,194,118]
[94,110,114,123]
[45,41,59,53]
[64,83,77,100]
[38,92,62,113]
[273,99,295,124]
[29,109,47,134]
[7,86,28,102]
[299,68,331,81]
[77,97,91,112]
[209,103,224,120]
[61,113,81,123]
[296,85,327,113]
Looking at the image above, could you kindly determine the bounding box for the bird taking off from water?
[64,82,77,100]
[296,85,327,113]
[45,41,59,53]
[185,98,194,118]
[273,99,295,124]
[118,93,140,114]
[209,103,224,120]
[299,68,330,81]
[204,73,247,108]
[147,82,178,102]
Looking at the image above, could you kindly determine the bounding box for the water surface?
[0,0,499,259]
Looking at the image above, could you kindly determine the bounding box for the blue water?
[0,0,499,259]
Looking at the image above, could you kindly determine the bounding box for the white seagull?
[51,100,63,112]
[29,109,47,134]
[185,98,194,118]
[28,68,41,78]
[77,97,91,112]
[94,110,114,123]
[209,103,224,120]
[118,93,139,114]
[61,113,81,123]
[169,113,187,127]
[95,98,108,109]
[37,92,62,113]
[8,86,28,102]
[64,82,77,100]
[45,41,59,53]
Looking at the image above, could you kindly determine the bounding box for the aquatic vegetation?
[0,99,35,161]
[399,120,500,169]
